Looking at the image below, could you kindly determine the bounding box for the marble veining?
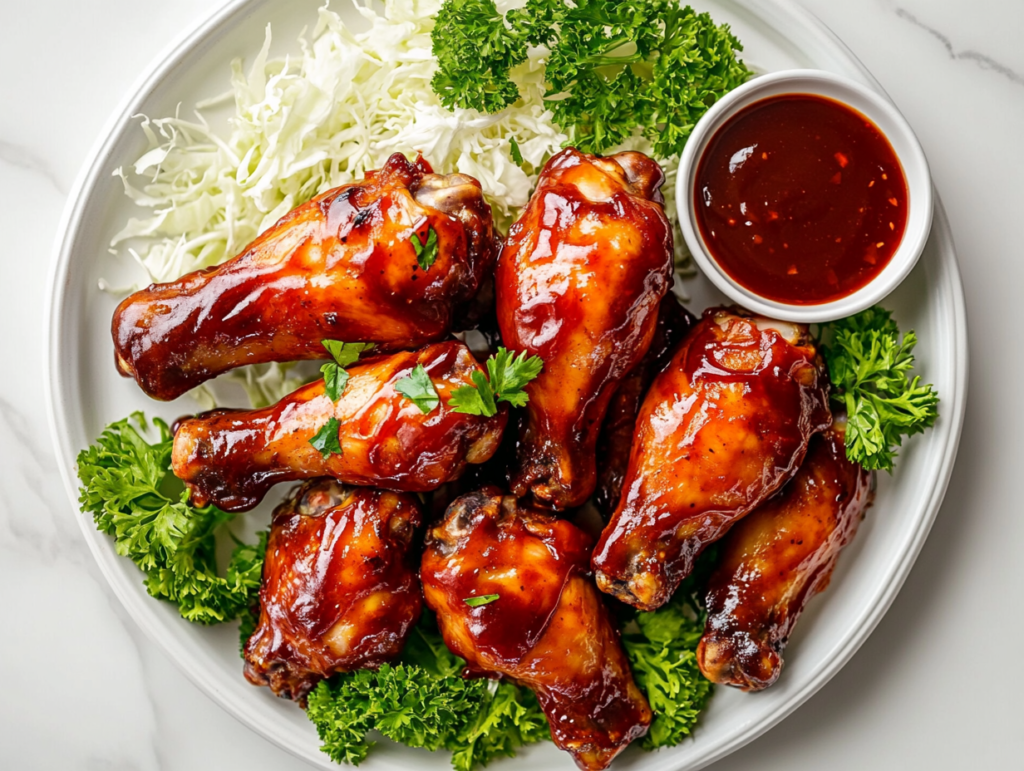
[0,395,85,564]
[0,140,67,196]
[895,6,1024,86]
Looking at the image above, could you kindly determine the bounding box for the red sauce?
[695,93,908,305]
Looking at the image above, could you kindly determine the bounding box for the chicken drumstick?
[113,153,497,400]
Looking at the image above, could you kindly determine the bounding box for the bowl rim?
[675,67,934,323]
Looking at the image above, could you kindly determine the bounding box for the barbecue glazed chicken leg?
[697,417,872,691]
[594,296,696,518]
[592,308,832,611]
[113,153,497,401]
[422,489,651,771]
[244,479,423,703]
[172,341,507,511]
[497,148,674,510]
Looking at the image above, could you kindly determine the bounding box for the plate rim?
[43,1,969,769]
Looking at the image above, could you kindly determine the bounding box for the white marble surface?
[1,0,1021,768]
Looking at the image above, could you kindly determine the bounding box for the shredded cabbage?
[112,0,565,286]
[110,0,689,407]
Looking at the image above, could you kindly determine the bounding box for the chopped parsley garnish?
[321,339,374,401]
[412,226,439,271]
[395,363,441,414]
[449,370,498,417]
[449,347,544,417]
[309,417,344,459]
[463,594,500,607]
[509,136,525,167]
[321,364,349,403]
[822,306,939,472]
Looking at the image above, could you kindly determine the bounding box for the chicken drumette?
[592,308,832,611]
[172,341,507,511]
[496,148,674,511]
[422,489,651,771]
[113,153,497,401]
[244,479,422,703]
[697,417,872,691]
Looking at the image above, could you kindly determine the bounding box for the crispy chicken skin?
[172,341,507,511]
[593,296,696,518]
[592,308,832,611]
[113,153,497,401]
[422,489,651,771]
[697,418,872,690]
[497,148,674,510]
[243,479,422,704]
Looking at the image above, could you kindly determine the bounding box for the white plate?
[44,1,968,770]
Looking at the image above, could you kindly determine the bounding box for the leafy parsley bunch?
[76,413,266,626]
[821,307,940,472]
[431,0,752,156]
[307,612,549,771]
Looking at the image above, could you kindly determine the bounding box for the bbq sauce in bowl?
[694,94,908,305]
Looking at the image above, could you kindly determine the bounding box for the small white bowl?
[676,69,933,323]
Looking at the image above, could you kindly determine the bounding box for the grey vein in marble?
[896,7,1024,87]
[0,139,67,194]
[0,394,89,564]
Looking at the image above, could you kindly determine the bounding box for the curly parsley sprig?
[306,611,549,771]
[821,307,939,472]
[76,413,266,624]
[431,0,529,115]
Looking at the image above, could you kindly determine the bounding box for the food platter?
[45,0,968,769]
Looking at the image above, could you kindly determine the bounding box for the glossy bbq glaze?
[112,153,498,400]
[171,341,507,511]
[422,489,651,771]
[695,94,908,305]
[497,148,674,511]
[243,480,423,704]
[697,418,872,691]
[593,296,697,518]
[592,308,832,611]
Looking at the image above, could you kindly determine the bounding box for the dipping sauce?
[695,93,908,305]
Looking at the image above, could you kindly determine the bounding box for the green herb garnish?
[321,340,374,401]
[76,413,266,625]
[412,226,440,271]
[822,306,939,472]
[449,347,544,417]
[431,0,528,115]
[509,136,525,167]
[624,599,712,749]
[306,612,548,771]
[431,0,751,156]
[463,594,500,607]
[309,417,344,459]
[395,363,441,414]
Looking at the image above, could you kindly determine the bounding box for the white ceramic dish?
[676,68,934,324]
[44,1,967,770]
